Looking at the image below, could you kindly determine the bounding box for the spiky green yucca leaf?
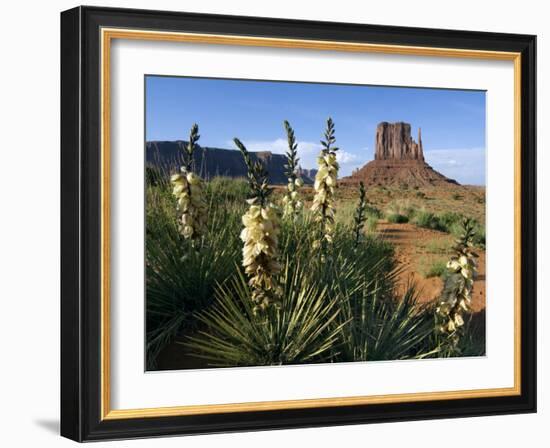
[338,283,436,362]
[185,261,347,367]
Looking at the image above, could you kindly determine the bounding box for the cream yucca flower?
[281,121,303,218]
[170,124,207,243]
[234,138,282,313]
[311,118,339,255]
[240,202,282,309]
[435,218,479,351]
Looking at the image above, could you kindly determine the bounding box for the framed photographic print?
[60,6,537,442]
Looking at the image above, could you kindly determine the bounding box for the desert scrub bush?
[413,210,461,233]
[435,218,479,355]
[365,204,381,218]
[438,211,463,232]
[170,124,208,242]
[278,211,317,263]
[311,117,339,256]
[412,210,439,230]
[145,184,242,368]
[204,176,249,205]
[386,212,409,223]
[146,165,164,187]
[365,211,379,233]
[234,138,282,313]
[281,120,304,218]
[413,210,485,248]
[421,259,448,278]
[472,224,486,249]
[385,199,413,223]
[447,214,485,249]
[185,262,345,367]
[423,237,453,254]
[415,190,426,199]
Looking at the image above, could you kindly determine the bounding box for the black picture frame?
[61,5,536,442]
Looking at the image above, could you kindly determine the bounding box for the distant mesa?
[344,121,459,187]
[145,141,316,185]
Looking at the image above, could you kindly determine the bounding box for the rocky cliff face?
[344,122,458,188]
[375,122,424,161]
[146,141,315,185]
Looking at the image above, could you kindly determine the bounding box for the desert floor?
[376,220,486,312]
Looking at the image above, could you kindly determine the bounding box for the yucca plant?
[145,182,242,368]
[170,123,208,244]
[281,120,304,218]
[337,279,437,362]
[234,138,282,313]
[311,117,339,257]
[435,217,479,356]
[310,228,433,361]
[185,261,346,367]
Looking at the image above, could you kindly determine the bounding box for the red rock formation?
[344,122,458,188]
[375,122,424,161]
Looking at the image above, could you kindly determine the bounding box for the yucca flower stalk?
[435,217,479,353]
[311,117,339,256]
[170,123,208,244]
[281,120,304,218]
[234,138,282,313]
[353,181,368,248]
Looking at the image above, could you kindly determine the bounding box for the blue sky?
[146,76,486,185]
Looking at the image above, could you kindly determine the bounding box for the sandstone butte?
[343,122,458,188]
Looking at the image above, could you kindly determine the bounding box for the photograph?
[144,76,487,371]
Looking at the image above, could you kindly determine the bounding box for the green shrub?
[365,204,381,219]
[438,212,463,232]
[447,215,485,249]
[423,260,448,278]
[387,212,409,223]
[365,213,379,233]
[413,210,438,229]
[386,200,413,223]
[415,191,426,199]
[145,165,164,187]
[205,176,249,205]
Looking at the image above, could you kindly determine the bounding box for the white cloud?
[240,138,368,176]
[244,138,318,156]
[424,147,486,185]
[337,150,359,164]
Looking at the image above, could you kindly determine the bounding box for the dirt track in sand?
[376,221,486,312]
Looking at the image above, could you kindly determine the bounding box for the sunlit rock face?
[344,122,458,188]
[375,122,424,162]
